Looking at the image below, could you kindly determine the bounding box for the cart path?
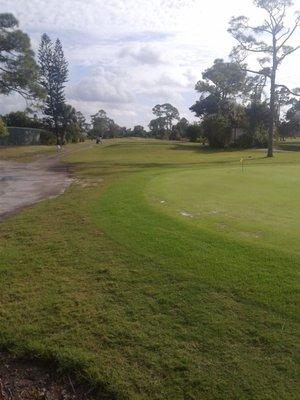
[0,144,93,221]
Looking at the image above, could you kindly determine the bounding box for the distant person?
[56,144,62,152]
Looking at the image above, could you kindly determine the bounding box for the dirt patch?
[0,352,91,400]
[0,145,93,221]
[180,210,194,218]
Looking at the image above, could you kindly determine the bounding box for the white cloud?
[68,68,134,104]
[1,0,300,127]
[120,46,165,65]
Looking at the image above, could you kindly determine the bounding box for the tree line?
[0,0,300,154]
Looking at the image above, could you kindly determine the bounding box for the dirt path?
[0,144,93,221]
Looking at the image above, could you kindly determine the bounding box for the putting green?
[146,163,300,253]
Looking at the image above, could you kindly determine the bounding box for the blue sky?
[1,0,300,127]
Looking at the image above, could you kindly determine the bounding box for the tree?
[76,111,89,134]
[3,110,43,128]
[149,117,168,138]
[190,59,247,118]
[0,117,8,137]
[185,124,202,142]
[90,109,110,138]
[175,117,189,138]
[0,13,42,99]
[202,114,232,148]
[152,103,180,132]
[282,99,300,136]
[228,0,300,157]
[132,125,147,137]
[38,34,68,145]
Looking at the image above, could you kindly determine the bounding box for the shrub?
[185,125,202,142]
[233,133,253,148]
[0,117,8,137]
[40,130,56,145]
[202,114,231,148]
[253,127,268,148]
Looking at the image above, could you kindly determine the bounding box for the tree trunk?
[268,74,276,157]
[268,39,277,158]
[54,117,60,146]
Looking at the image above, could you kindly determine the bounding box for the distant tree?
[38,34,68,145]
[202,114,232,148]
[152,103,180,132]
[190,59,247,118]
[90,109,110,138]
[0,13,42,99]
[0,117,8,137]
[3,110,43,128]
[282,100,300,137]
[185,124,202,142]
[149,117,168,138]
[228,0,300,157]
[175,117,189,139]
[76,111,89,134]
[132,125,147,137]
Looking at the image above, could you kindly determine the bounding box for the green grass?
[0,139,299,399]
[0,141,91,162]
[0,144,56,162]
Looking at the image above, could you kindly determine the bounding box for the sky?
[1,0,300,127]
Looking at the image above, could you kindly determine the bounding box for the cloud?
[2,0,300,128]
[120,46,164,65]
[68,68,134,104]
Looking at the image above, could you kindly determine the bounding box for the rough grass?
[0,145,56,162]
[0,139,299,399]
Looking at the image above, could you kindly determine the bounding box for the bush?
[0,117,8,137]
[185,125,202,142]
[253,127,268,147]
[40,130,56,145]
[233,133,253,148]
[202,114,231,148]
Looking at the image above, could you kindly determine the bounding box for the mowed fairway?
[0,139,299,399]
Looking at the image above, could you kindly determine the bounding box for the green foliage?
[39,129,56,145]
[38,34,68,144]
[89,109,120,139]
[132,125,147,137]
[228,0,300,156]
[0,117,8,137]
[233,133,253,148]
[0,13,43,99]
[202,114,232,148]
[149,116,168,138]
[190,59,247,118]
[150,103,180,138]
[185,124,202,142]
[3,110,44,129]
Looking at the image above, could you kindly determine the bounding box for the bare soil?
[0,145,92,221]
[0,352,91,400]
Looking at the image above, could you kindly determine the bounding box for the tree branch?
[275,84,300,97]
[277,19,300,50]
[243,68,271,78]
[277,45,300,63]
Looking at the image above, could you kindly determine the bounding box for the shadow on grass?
[277,142,300,152]
[170,143,256,154]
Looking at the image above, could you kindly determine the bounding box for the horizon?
[1,0,300,128]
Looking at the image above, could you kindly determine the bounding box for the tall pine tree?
[38,34,68,145]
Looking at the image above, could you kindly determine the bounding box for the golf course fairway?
[0,139,299,400]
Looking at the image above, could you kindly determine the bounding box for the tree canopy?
[0,13,42,99]
[228,0,300,156]
[38,33,68,144]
